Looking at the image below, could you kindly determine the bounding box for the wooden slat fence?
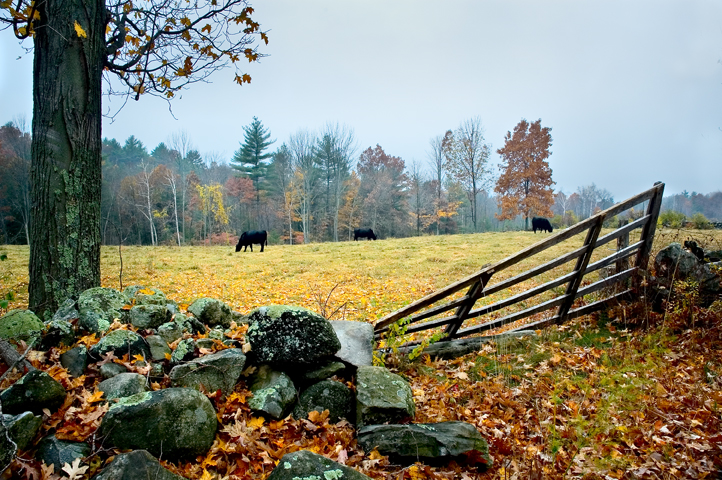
[373,182,665,344]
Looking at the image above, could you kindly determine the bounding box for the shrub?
[658,210,686,228]
[690,212,712,230]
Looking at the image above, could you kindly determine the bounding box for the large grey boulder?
[267,450,371,480]
[98,373,148,401]
[90,450,187,480]
[60,345,88,378]
[0,309,44,344]
[89,329,150,361]
[126,305,171,329]
[358,422,492,467]
[169,348,246,396]
[246,305,341,367]
[293,380,353,423]
[99,388,217,459]
[2,411,42,451]
[0,370,67,415]
[330,320,374,368]
[188,298,233,328]
[77,287,128,333]
[355,366,415,427]
[248,365,297,419]
[36,435,91,473]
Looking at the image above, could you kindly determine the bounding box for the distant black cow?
[531,217,553,233]
[354,228,377,241]
[236,230,267,252]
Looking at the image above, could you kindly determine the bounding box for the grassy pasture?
[2,228,720,330]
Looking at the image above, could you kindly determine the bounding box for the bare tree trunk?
[29,0,105,316]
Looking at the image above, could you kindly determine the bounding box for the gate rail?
[373,182,664,342]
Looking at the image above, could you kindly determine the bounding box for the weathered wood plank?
[445,274,492,338]
[455,294,568,337]
[556,217,604,322]
[583,241,643,275]
[482,244,586,297]
[593,215,649,249]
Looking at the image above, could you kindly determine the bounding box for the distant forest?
[1,120,719,246]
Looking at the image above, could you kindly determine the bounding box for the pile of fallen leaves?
[2,297,722,479]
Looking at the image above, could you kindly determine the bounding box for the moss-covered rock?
[267,450,371,480]
[125,305,172,330]
[187,298,233,328]
[36,435,91,473]
[99,387,217,460]
[77,287,128,333]
[123,286,170,306]
[40,319,75,350]
[248,365,297,419]
[355,366,415,427]
[169,348,246,396]
[60,345,88,378]
[100,362,128,379]
[357,422,492,467]
[98,372,149,401]
[170,338,196,366]
[0,370,67,415]
[0,309,44,344]
[2,411,42,451]
[157,322,183,344]
[145,335,171,362]
[246,305,341,368]
[293,380,353,423]
[90,450,187,480]
[51,298,79,323]
[89,329,150,361]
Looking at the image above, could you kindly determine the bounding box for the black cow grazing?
[531,217,553,233]
[354,228,377,241]
[235,230,268,252]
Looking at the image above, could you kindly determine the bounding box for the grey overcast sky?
[1,0,721,200]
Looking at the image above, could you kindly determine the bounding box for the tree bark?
[29,0,105,317]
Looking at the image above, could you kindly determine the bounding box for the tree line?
[3,114,652,247]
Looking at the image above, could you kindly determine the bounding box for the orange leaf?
[87,390,105,403]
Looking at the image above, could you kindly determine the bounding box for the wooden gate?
[373,182,665,343]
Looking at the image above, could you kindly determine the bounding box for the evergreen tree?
[231,117,275,228]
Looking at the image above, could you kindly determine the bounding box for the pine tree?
[231,117,275,228]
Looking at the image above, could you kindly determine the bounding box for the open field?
[2,227,721,330]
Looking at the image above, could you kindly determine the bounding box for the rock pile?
[0,286,492,478]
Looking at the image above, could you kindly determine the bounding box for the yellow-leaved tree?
[0,0,268,315]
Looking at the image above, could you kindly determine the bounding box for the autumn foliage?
[495,119,555,230]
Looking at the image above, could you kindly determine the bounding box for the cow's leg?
[260,242,264,252]
[250,244,253,252]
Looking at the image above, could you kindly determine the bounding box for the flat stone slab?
[330,320,374,368]
[358,422,492,467]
